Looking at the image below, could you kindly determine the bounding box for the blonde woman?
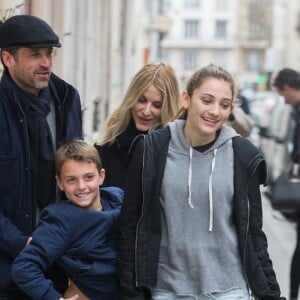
[94,62,180,189]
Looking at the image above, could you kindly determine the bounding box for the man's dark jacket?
[0,70,82,295]
[118,126,285,300]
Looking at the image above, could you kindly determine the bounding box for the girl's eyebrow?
[199,93,214,100]
[201,93,232,101]
[222,98,232,102]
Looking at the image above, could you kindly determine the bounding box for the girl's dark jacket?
[0,70,82,295]
[118,126,285,300]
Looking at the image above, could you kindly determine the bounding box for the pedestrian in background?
[225,89,254,138]
[226,105,254,138]
[0,15,82,300]
[94,62,180,189]
[238,89,251,115]
[273,68,300,300]
[11,140,122,300]
[118,64,285,300]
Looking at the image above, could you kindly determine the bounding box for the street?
[261,187,297,299]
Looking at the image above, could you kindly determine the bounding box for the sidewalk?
[261,188,297,299]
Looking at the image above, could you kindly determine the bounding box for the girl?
[118,64,285,300]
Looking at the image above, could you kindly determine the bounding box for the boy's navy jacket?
[11,187,123,300]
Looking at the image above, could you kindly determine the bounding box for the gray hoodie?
[155,119,247,295]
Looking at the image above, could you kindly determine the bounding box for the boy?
[11,140,123,300]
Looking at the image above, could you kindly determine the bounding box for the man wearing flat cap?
[0,15,82,300]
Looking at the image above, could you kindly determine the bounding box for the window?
[214,0,228,11]
[297,11,300,34]
[158,48,168,61]
[215,20,227,38]
[184,20,200,39]
[184,0,201,9]
[249,0,267,11]
[183,50,198,70]
[246,51,264,71]
[92,98,101,132]
[145,0,152,14]
[162,0,172,12]
[249,21,265,40]
[212,50,227,67]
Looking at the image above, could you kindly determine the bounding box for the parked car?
[249,90,278,130]
[247,90,279,148]
[258,95,295,186]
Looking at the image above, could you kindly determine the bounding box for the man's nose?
[39,54,52,68]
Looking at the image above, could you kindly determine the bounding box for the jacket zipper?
[15,101,35,230]
[243,198,251,297]
[243,156,264,300]
[135,135,146,287]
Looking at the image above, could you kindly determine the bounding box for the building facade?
[0,0,147,141]
[1,0,300,138]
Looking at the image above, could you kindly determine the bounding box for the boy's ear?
[99,168,105,185]
[56,175,64,191]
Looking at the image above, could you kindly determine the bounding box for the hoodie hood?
[167,119,239,154]
[168,119,239,231]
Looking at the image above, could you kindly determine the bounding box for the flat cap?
[0,15,61,49]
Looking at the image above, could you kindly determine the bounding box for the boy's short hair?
[273,68,300,91]
[56,140,102,177]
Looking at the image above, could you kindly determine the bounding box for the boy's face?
[56,159,105,211]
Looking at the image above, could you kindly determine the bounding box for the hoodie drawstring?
[188,147,194,208]
[208,148,217,232]
[188,146,217,231]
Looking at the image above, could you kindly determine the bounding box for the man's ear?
[1,51,15,68]
[283,84,292,92]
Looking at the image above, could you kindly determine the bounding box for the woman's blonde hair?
[175,64,236,120]
[97,62,180,145]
